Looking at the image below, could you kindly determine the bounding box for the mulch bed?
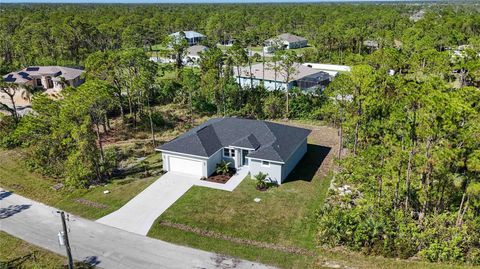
[159,220,314,256]
[201,168,236,184]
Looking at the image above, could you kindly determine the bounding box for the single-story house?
[234,62,331,91]
[157,117,311,184]
[3,66,84,91]
[169,31,205,46]
[264,33,308,53]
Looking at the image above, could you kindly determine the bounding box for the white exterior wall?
[249,159,283,184]
[281,138,308,182]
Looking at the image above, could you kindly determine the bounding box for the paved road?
[0,189,274,269]
[97,172,197,235]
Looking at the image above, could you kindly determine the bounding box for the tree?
[166,31,189,76]
[277,50,299,118]
[227,43,248,87]
[181,68,200,126]
[322,73,353,158]
[0,80,20,122]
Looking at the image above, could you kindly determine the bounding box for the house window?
[262,161,270,167]
[36,78,42,87]
[223,148,235,158]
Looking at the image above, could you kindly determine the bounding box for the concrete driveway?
[0,189,275,269]
[97,172,198,235]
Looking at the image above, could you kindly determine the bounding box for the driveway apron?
[97,172,197,235]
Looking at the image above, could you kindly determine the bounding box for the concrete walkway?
[97,172,197,235]
[0,189,274,269]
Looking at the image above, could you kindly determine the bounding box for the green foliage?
[253,172,269,190]
[215,160,231,176]
[317,64,480,264]
[3,80,116,187]
[263,92,285,119]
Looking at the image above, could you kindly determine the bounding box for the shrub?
[215,160,230,175]
[254,172,269,190]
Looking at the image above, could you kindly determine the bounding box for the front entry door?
[241,150,249,166]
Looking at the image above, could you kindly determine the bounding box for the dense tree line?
[0,3,479,265]
[318,65,480,264]
[1,3,479,73]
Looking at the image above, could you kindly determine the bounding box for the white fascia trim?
[246,157,285,165]
[228,146,255,150]
[159,149,210,160]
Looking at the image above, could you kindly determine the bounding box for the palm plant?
[215,160,231,175]
[254,172,268,190]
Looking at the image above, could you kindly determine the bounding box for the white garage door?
[168,156,203,176]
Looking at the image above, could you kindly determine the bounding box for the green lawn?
[148,125,336,268]
[147,124,476,269]
[0,149,158,220]
[0,231,66,269]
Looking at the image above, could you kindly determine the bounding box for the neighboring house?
[157,117,311,184]
[169,31,205,46]
[185,45,208,65]
[234,62,331,91]
[264,33,308,53]
[3,66,84,92]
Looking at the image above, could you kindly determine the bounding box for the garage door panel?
[168,156,203,176]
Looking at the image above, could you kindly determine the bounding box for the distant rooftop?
[3,66,84,84]
[235,62,325,83]
[268,33,307,43]
[170,31,205,39]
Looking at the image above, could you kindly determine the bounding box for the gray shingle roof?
[159,117,311,163]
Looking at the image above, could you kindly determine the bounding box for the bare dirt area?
[278,120,340,180]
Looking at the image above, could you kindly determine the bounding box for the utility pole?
[57,211,74,269]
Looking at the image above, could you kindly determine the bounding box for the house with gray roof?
[264,33,308,53]
[234,62,331,92]
[157,117,311,184]
[3,66,84,91]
